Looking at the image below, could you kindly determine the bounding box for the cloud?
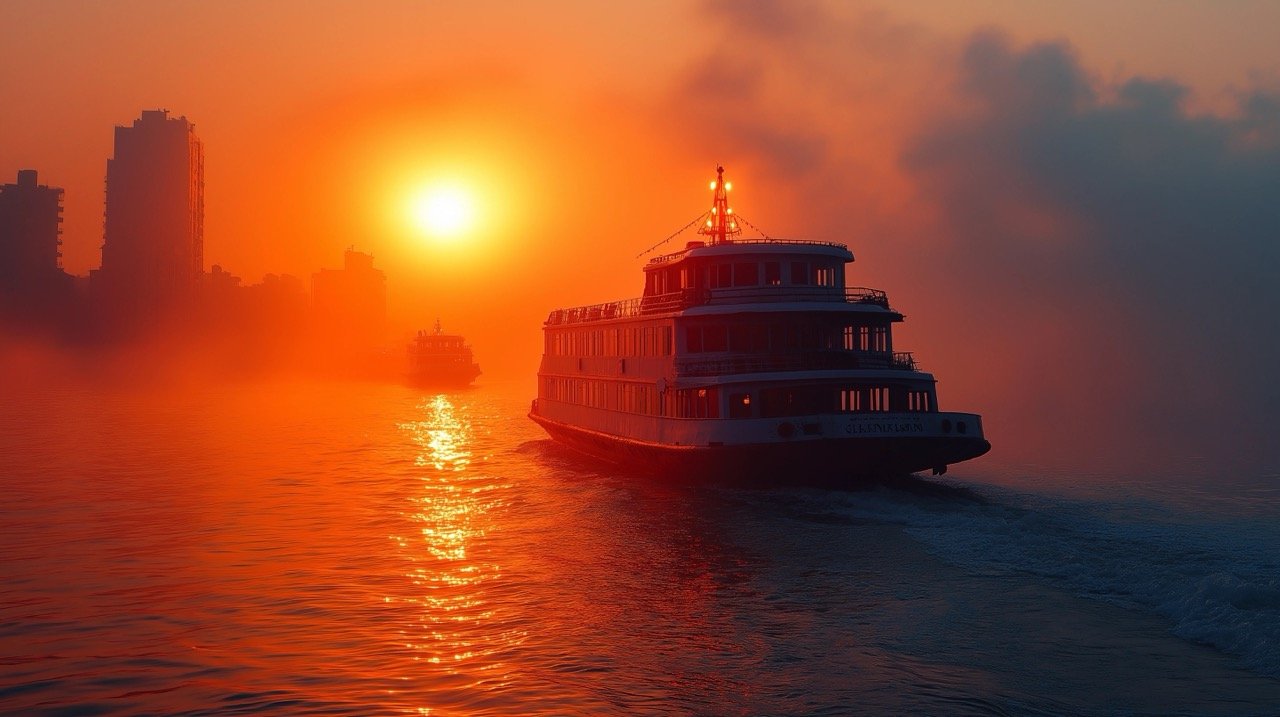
[905,30,1280,472]
[666,5,1280,473]
[700,0,828,41]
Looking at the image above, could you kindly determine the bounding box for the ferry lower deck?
[529,399,990,481]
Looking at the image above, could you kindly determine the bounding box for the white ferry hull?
[529,406,990,482]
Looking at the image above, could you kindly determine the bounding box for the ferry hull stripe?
[530,411,990,482]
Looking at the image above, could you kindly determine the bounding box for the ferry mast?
[698,165,740,244]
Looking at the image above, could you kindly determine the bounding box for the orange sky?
[4,0,1279,473]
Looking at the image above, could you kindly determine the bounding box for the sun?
[409,183,477,241]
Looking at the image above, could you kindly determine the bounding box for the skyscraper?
[0,169,65,294]
[311,249,388,353]
[96,109,204,314]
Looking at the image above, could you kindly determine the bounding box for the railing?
[892,351,917,370]
[676,350,918,376]
[545,286,893,324]
[847,287,890,308]
[645,238,851,265]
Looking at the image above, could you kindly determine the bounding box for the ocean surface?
[2,377,1279,716]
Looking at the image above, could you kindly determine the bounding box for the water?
[2,378,1279,715]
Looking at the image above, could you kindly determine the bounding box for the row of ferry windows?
[542,378,935,418]
[546,323,890,357]
[546,326,674,358]
[687,324,889,353]
[648,261,839,294]
[738,386,933,417]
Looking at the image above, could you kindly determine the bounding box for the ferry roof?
[671,368,936,388]
[647,239,854,268]
[678,302,899,318]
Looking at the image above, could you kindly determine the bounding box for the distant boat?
[407,319,481,387]
[529,166,989,481]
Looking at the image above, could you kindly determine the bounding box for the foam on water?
[819,478,1280,677]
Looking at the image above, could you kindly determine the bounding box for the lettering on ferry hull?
[844,419,926,435]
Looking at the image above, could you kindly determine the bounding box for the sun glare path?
[410,184,477,241]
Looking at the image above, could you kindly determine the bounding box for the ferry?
[407,319,481,387]
[529,167,989,481]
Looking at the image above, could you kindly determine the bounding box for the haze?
[3,0,1279,476]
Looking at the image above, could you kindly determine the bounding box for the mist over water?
[2,376,1279,716]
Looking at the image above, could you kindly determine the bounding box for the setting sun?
[409,184,476,240]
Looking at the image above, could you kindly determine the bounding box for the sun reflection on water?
[393,395,526,691]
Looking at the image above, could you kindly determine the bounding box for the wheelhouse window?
[764,261,782,285]
[729,392,753,418]
[733,262,758,286]
[791,261,809,285]
[816,266,836,287]
[716,263,732,287]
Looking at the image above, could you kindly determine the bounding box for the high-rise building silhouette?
[0,169,65,294]
[95,110,204,317]
[312,249,387,354]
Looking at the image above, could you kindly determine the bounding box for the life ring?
[777,422,795,438]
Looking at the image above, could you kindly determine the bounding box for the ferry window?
[729,392,752,419]
[840,389,862,412]
[716,263,732,288]
[816,266,835,287]
[733,262,758,286]
[908,390,933,412]
[682,388,710,418]
[869,387,889,412]
[729,325,749,352]
[791,262,809,285]
[842,326,854,351]
[761,388,793,418]
[703,325,728,352]
[686,326,703,352]
[661,326,672,355]
[748,325,768,352]
[765,262,781,285]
